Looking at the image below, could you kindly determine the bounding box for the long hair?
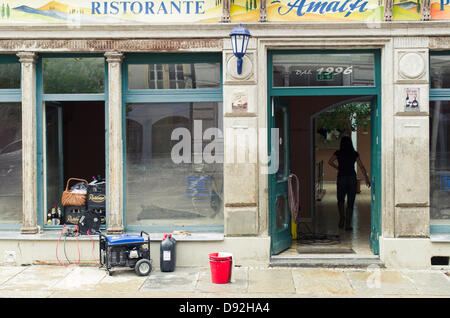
[339,136,355,154]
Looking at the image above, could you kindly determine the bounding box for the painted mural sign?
[266,0,384,21]
[230,0,260,21]
[392,0,421,20]
[0,0,224,23]
[431,0,450,19]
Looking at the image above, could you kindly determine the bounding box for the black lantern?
[229,24,251,75]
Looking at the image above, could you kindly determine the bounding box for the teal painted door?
[269,97,292,255]
[370,96,381,255]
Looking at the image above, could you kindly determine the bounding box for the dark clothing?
[337,175,357,210]
[334,150,359,177]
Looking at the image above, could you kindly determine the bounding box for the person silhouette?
[328,136,370,231]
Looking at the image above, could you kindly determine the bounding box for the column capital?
[16,52,37,65]
[105,51,124,63]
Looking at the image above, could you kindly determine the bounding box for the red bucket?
[209,253,232,284]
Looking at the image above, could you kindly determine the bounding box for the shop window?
[42,57,105,94]
[126,102,223,228]
[272,53,375,87]
[0,103,22,224]
[430,101,450,224]
[0,62,20,89]
[431,55,450,88]
[127,63,220,90]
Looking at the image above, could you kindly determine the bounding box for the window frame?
[122,53,223,233]
[0,55,22,230]
[35,53,109,230]
[429,51,450,234]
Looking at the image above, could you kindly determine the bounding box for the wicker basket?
[61,178,88,207]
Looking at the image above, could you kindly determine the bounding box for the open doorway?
[45,101,105,225]
[270,95,380,256]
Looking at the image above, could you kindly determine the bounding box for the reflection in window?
[273,53,375,87]
[43,57,105,94]
[126,102,223,228]
[0,103,22,224]
[431,55,450,89]
[430,101,450,224]
[128,63,220,89]
[0,63,20,89]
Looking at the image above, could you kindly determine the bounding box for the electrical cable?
[86,229,99,265]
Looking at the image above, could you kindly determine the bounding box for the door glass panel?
[430,101,450,224]
[46,105,63,218]
[276,195,288,230]
[275,106,286,180]
[273,53,375,87]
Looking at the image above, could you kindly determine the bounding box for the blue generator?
[99,232,152,276]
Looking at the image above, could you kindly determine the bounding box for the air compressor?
[160,233,176,272]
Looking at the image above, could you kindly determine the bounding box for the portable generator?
[99,232,152,276]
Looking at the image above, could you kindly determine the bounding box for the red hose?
[288,173,300,222]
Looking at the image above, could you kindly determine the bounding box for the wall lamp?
[229,24,251,75]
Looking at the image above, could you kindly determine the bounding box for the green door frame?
[267,49,382,256]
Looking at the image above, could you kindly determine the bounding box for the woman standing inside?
[328,136,371,231]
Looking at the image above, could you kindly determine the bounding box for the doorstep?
[0,230,224,242]
[270,254,384,268]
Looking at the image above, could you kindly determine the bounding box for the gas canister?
[160,233,176,272]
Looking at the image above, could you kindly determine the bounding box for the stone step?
[270,254,384,268]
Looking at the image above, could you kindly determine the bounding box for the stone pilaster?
[393,42,430,238]
[17,52,38,234]
[223,38,259,236]
[105,52,124,234]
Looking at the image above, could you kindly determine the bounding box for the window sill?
[0,230,224,242]
[430,234,450,243]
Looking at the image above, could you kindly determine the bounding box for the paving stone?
[292,269,355,296]
[0,265,74,291]
[141,267,200,293]
[346,270,419,296]
[0,266,27,286]
[52,265,106,290]
[195,266,248,294]
[95,269,147,292]
[248,268,295,294]
[402,271,450,296]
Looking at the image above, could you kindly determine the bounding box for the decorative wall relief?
[395,50,428,83]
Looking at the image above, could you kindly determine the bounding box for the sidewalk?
[0,264,450,298]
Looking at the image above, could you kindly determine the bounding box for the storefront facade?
[0,0,450,269]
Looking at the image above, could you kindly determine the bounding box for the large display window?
[430,53,450,232]
[124,54,223,232]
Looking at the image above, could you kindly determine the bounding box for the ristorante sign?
[0,0,224,23]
